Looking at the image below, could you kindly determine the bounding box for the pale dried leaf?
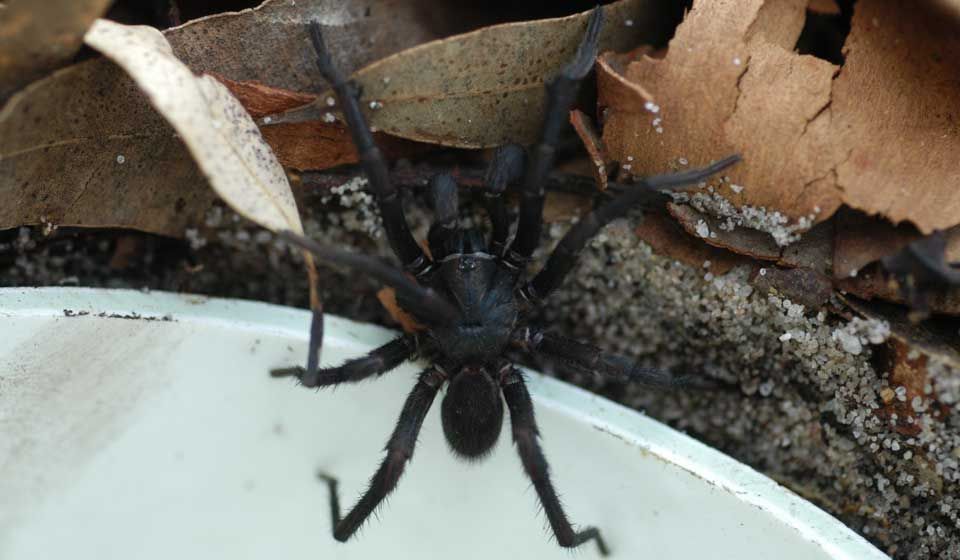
[84,19,301,234]
[0,0,112,100]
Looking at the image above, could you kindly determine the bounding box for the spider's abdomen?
[429,252,519,364]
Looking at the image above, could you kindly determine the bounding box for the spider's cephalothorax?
[271,8,739,555]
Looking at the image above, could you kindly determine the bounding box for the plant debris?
[599,0,960,237]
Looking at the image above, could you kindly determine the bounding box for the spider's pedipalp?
[322,368,442,541]
[277,230,459,325]
[482,144,526,255]
[507,8,605,268]
[427,173,460,260]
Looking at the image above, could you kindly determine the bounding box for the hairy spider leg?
[514,329,717,390]
[505,7,603,268]
[308,22,429,276]
[271,334,416,388]
[481,144,526,255]
[276,231,456,385]
[426,173,460,260]
[522,155,741,303]
[501,368,609,556]
[319,368,444,541]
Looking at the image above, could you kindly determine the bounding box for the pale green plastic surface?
[0,288,888,560]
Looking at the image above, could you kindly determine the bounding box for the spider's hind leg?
[318,368,443,541]
[501,368,610,556]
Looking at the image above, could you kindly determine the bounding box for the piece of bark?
[599,0,960,239]
[833,209,921,279]
[779,219,833,274]
[634,209,749,275]
[667,202,781,261]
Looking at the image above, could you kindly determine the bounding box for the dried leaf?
[833,210,921,280]
[166,0,466,95]
[0,0,112,100]
[214,76,427,170]
[667,202,781,261]
[84,19,301,234]
[273,0,679,148]
[634,209,749,275]
[778,219,833,274]
[0,0,459,236]
[599,0,960,237]
[85,19,321,313]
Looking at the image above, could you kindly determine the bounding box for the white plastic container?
[0,288,888,559]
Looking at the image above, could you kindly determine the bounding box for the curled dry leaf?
[0,0,112,101]
[599,0,960,238]
[84,19,301,234]
[0,0,461,236]
[272,0,680,148]
[85,18,320,311]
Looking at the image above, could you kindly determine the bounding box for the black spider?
[271,8,739,555]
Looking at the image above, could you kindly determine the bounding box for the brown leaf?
[779,219,833,274]
[599,0,960,239]
[667,202,781,261]
[838,264,960,316]
[214,76,427,170]
[272,0,680,148]
[833,209,921,280]
[0,0,461,236]
[634,209,749,275]
[0,0,112,101]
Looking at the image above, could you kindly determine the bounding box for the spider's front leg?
[505,7,604,268]
[501,367,610,556]
[522,155,740,303]
[308,22,429,276]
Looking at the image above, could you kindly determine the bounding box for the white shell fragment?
[83,19,303,234]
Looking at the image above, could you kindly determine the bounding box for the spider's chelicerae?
[272,8,738,555]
